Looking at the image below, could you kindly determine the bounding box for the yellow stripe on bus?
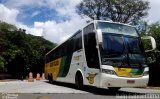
[52,58,62,80]
[114,67,132,77]
[46,58,62,80]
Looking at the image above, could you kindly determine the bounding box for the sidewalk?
[144,86,160,90]
[1,79,160,91]
[0,79,18,82]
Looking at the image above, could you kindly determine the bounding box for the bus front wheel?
[75,72,83,89]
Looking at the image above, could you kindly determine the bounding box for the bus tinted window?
[84,24,94,35]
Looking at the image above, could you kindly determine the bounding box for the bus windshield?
[100,34,147,68]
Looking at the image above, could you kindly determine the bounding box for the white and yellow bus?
[45,20,156,90]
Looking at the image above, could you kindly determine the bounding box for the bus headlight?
[143,71,149,76]
[102,69,117,75]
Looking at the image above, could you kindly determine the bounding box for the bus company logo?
[73,55,81,61]
[118,68,127,72]
[86,73,97,84]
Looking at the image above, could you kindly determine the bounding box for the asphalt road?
[0,80,160,99]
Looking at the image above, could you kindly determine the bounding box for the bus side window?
[83,24,100,69]
[73,31,82,51]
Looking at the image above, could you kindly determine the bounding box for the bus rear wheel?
[48,73,53,84]
[75,73,83,89]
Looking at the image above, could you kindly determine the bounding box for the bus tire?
[48,74,50,83]
[48,73,53,84]
[75,72,83,90]
[108,87,121,91]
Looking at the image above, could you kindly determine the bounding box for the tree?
[77,0,150,23]
[144,23,160,86]
[0,56,6,70]
[0,21,56,78]
[139,22,160,64]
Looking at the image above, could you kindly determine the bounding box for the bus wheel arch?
[75,70,84,89]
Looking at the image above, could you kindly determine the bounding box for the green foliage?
[0,21,56,78]
[0,21,17,31]
[0,56,6,69]
[77,0,149,24]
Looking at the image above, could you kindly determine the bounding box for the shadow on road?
[45,81,143,96]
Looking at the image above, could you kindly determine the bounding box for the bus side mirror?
[96,29,103,43]
[141,36,156,52]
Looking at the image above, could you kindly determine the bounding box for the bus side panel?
[45,58,62,81]
[55,49,101,87]
[58,56,67,77]
[56,49,83,83]
[70,49,101,87]
[58,54,72,77]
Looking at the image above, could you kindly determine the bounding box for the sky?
[0,0,160,44]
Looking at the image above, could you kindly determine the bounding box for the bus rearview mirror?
[141,36,156,52]
[96,29,103,43]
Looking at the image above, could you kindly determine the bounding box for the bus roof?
[45,20,135,55]
[93,20,135,28]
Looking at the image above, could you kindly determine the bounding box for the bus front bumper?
[100,73,149,88]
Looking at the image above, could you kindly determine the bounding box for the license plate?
[127,80,135,84]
